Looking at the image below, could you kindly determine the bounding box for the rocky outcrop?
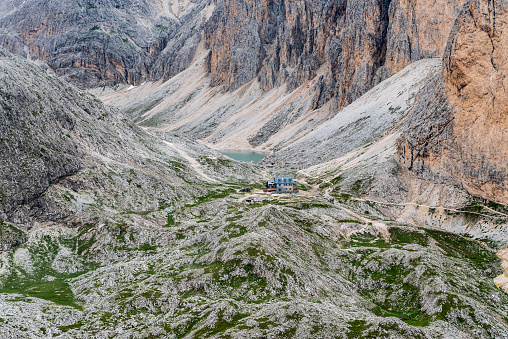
[0,0,208,88]
[398,0,508,204]
[385,0,467,74]
[205,0,465,110]
[0,221,26,252]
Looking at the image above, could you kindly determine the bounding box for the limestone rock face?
[398,0,508,204]
[0,0,208,88]
[205,0,465,109]
[0,0,463,106]
[386,0,467,74]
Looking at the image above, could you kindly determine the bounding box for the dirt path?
[339,205,390,240]
[495,248,508,292]
[163,141,218,183]
[483,205,508,218]
[350,197,506,220]
[299,169,507,220]
[298,174,390,239]
[300,172,508,292]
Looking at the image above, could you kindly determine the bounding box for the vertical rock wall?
[398,0,508,204]
[0,0,208,88]
[0,0,465,104]
[205,0,465,110]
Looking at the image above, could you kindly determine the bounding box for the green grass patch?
[425,229,499,269]
[290,201,331,210]
[347,320,371,338]
[165,213,176,227]
[192,312,248,337]
[0,229,99,309]
[0,220,26,248]
[330,175,344,185]
[59,320,84,332]
[2,274,83,309]
[346,233,390,249]
[389,227,429,247]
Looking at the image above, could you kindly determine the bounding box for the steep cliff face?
[205,0,465,109]
[96,0,466,149]
[398,0,508,204]
[386,0,466,73]
[0,0,209,88]
[1,0,463,105]
[444,0,508,203]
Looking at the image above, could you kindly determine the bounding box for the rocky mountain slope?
[398,0,508,205]
[0,0,211,88]
[2,50,508,338]
[82,0,508,246]
[276,0,508,246]
[0,0,476,163]
[86,0,469,154]
[0,47,257,235]
[1,0,464,107]
[260,58,442,169]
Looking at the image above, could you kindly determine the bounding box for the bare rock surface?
[0,0,463,110]
[0,0,209,88]
[204,0,465,111]
[398,0,508,205]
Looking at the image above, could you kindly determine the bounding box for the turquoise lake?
[219,150,268,163]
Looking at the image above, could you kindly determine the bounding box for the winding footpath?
[163,141,218,183]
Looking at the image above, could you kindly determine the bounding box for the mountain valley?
[0,0,508,338]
